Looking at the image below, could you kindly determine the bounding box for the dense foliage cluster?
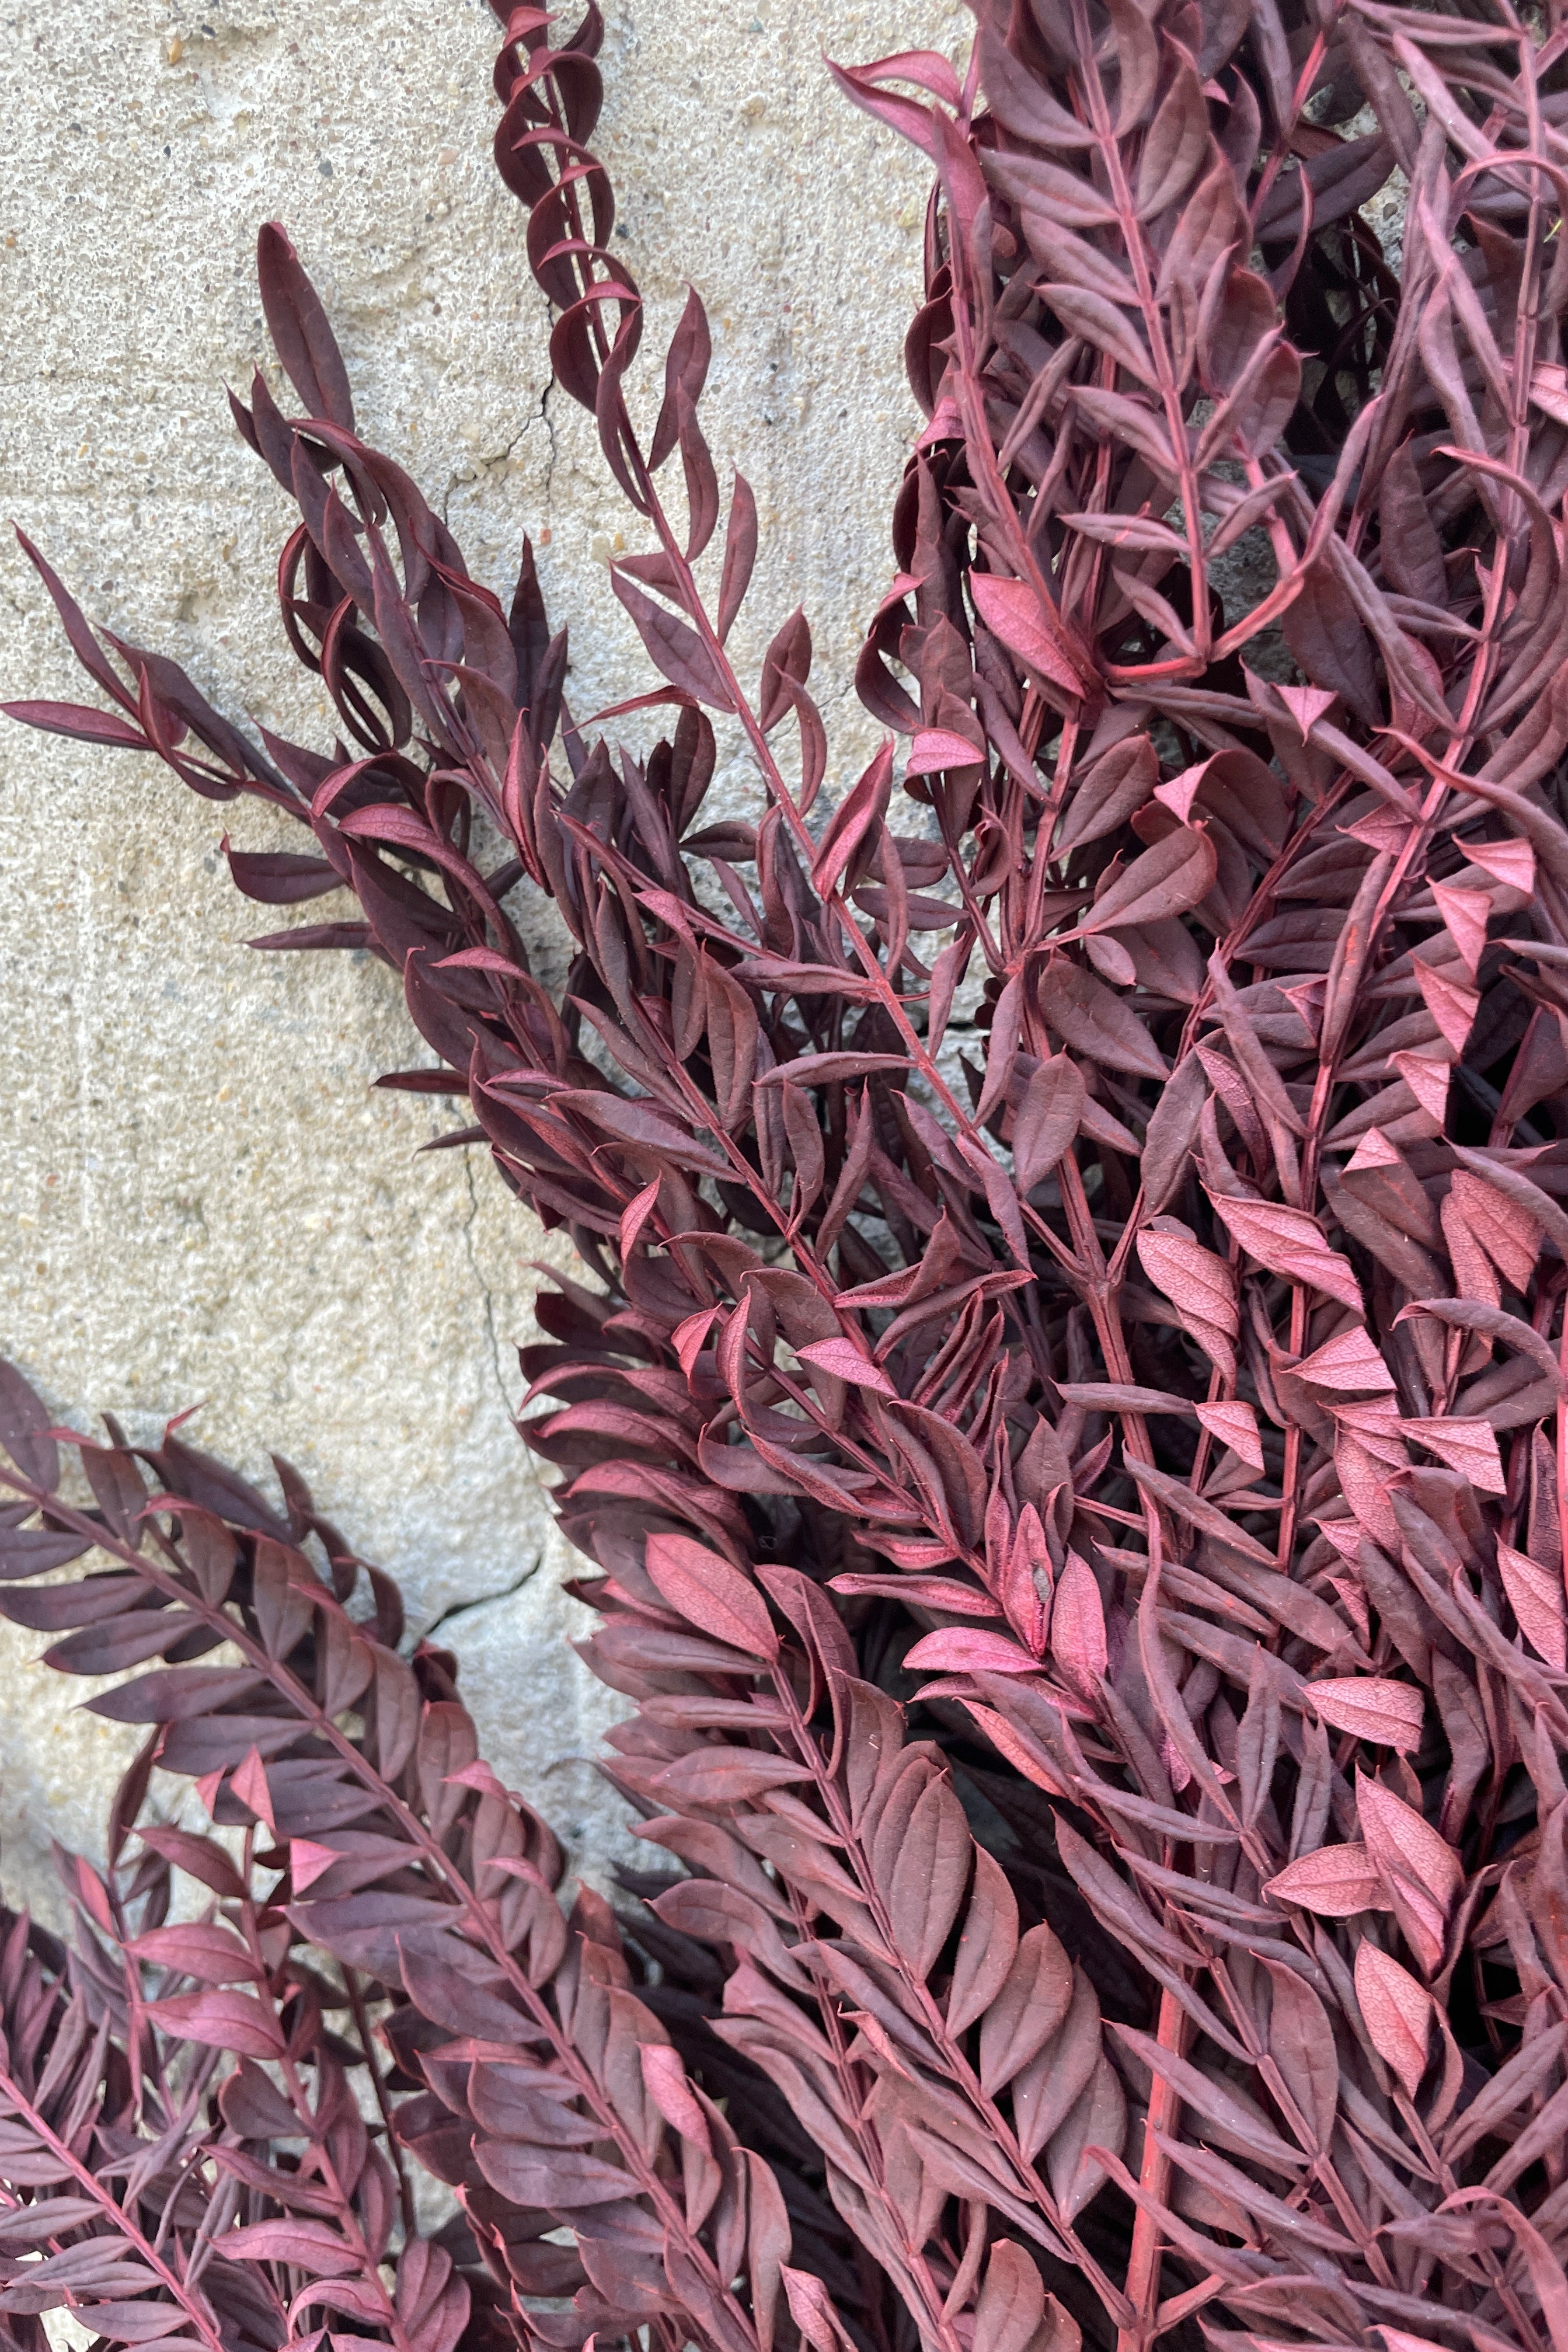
[7,1,1568,2350]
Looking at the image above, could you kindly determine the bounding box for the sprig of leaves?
[0,1371,789,2352]
[0,1757,483,2352]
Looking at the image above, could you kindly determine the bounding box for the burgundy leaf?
[1263,1842,1391,1918]
[1354,1942,1433,2096]
[611,567,734,710]
[144,1989,284,2060]
[644,1532,778,1660]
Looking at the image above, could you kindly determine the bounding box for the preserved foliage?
[0,1385,794,2352]
[8,1,1568,2351]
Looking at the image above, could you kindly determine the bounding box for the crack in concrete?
[461,1148,512,1416]
[476,419,531,478]
[421,1550,543,1646]
[538,374,559,519]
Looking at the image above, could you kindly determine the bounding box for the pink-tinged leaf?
[1496,1540,1567,1670]
[947,1846,1020,2037]
[906,727,985,776]
[1411,956,1479,1055]
[977,970,1026,1123]
[1395,1298,1565,1392]
[1257,1957,1339,2155]
[2,699,147,748]
[1087,928,1143,986]
[1293,1325,1396,1394]
[639,2041,712,2152]
[672,1307,720,1378]
[796,1338,896,1395]
[479,1852,553,1895]
[290,1839,340,1893]
[446,1758,513,1803]
[1343,804,1414,858]
[1057,736,1159,855]
[1387,1050,1449,1128]
[134,1824,245,1898]
[831,1572,1001,1615]
[126,1920,266,1984]
[978,1921,1074,2090]
[813,741,894,894]
[619,1178,662,1262]
[1263,1841,1391,1917]
[1356,1780,1463,1911]
[1430,879,1490,981]
[853,46,966,105]
[645,1532,778,1660]
[1451,1161,1550,1289]
[1056,1381,1185,1416]
[904,1628,1041,1676]
[231,1745,277,1831]
[221,841,343,906]
[1467,837,1534,894]
[653,1748,812,1803]
[1136,1222,1238,1384]
[1273,682,1337,740]
[1013,1055,1085,1188]
[1532,362,1568,426]
[221,2221,363,2276]
[1194,1399,1263,1469]
[964,1702,1072,1795]
[758,605,812,729]
[915,394,964,449]
[1050,1552,1107,1701]
[0,1372,63,1492]
[1400,1415,1506,1494]
[781,2266,858,2352]
[288,2280,401,2329]
[609,567,734,710]
[1335,1392,1405,1463]
[1354,1942,1433,2096]
[1037,959,1168,1082]
[1356,1775,1462,1973]
[1306,1677,1424,1752]
[147,1988,285,2059]
[1152,761,1208,824]
[724,958,880,1005]
[256,221,355,427]
[1205,1191,1365,1314]
[973,2241,1051,2352]
[969,572,1086,694]
[434,943,521,975]
[1076,826,1217,935]
[1440,1175,1503,1308]
[0,1527,93,1579]
[755,1051,910,1087]
[717,472,758,642]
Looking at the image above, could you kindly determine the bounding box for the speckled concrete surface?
[0,0,964,1917]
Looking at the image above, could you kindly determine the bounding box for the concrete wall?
[0,0,963,1918]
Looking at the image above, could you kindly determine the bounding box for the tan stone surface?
[0,0,963,1916]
